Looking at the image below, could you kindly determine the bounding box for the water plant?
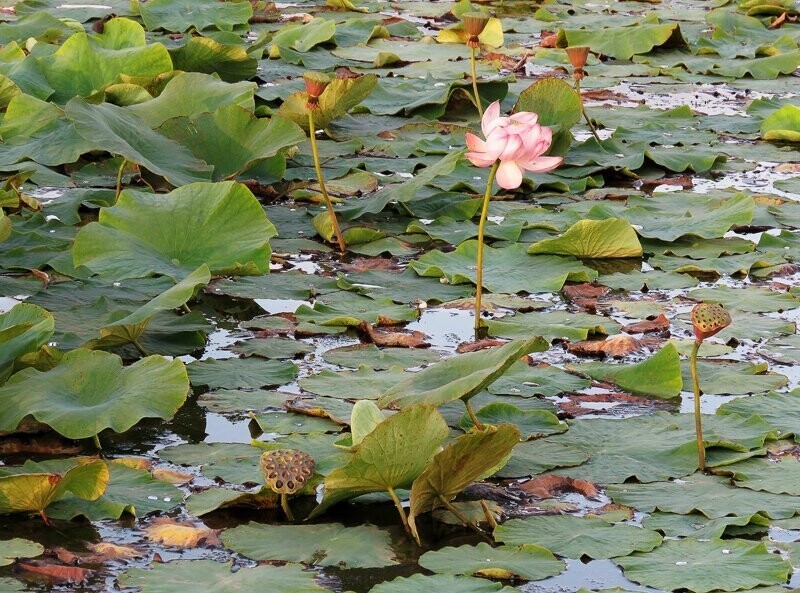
[465,101,563,335]
[689,303,732,471]
[461,12,490,117]
[259,449,315,521]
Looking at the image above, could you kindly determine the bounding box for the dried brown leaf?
[622,313,670,334]
[567,335,642,358]
[519,474,600,499]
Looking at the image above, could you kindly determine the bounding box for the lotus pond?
[1,0,800,591]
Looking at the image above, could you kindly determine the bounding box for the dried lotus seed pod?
[260,449,315,495]
[691,303,732,342]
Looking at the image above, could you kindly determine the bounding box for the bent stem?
[465,399,485,431]
[93,434,102,450]
[474,161,500,337]
[470,45,483,118]
[690,340,706,471]
[387,486,411,537]
[132,339,150,357]
[574,79,601,142]
[439,495,492,543]
[479,500,498,530]
[307,110,346,253]
[280,493,295,522]
[115,158,127,200]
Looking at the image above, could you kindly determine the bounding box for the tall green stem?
[474,161,500,336]
[690,340,705,471]
[465,399,485,431]
[387,487,412,538]
[574,79,600,142]
[439,496,492,542]
[470,45,483,118]
[307,110,346,253]
[115,158,127,200]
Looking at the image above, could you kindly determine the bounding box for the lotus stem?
[439,495,492,543]
[93,434,102,450]
[115,158,127,200]
[465,399,485,431]
[574,79,601,142]
[132,339,150,357]
[470,45,483,118]
[181,303,191,314]
[307,110,346,253]
[479,500,498,529]
[387,487,412,538]
[690,340,706,471]
[280,493,295,522]
[39,510,52,526]
[474,160,500,337]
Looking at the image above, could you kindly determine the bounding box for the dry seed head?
[303,72,331,109]
[462,12,489,48]
[691,303,731,342]
[566,46,590,80]
[260,449,315,495]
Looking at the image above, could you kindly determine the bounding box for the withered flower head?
[565,46,590,80]
[260,449,315,495]
[462,12,489,48]
[690,303,731,343]
[303,72,332,109]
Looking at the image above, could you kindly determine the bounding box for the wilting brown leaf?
[622,314,670,334]
[152,467,194,484]
[145,519,220,548]
[519,474,599,499]
[539,33,557,47]
[87,542,143,561]
[456,339,507,353]
[340,258,401,272]
[775,163,800,173]
[19,562,93,583]
[0,435,82,455]
[286,397,347,424]
[573,298,598,313]
[581,89,641,103]
[638,176,693,194]
[358,322,430,348]
[563,283,609,300]
[567,335,642,358]
[586,503,635,521]
[111,457,152,471]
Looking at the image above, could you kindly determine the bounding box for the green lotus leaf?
[309,404,449,517]
[65,97,213,186]
[495,440,589,478]
[408,424,520,539]
[712,456,800,495]
[567,343,683,399]
[410,242,597,294]
[418,542,564,580]
[514,78,582,155]
[528,218,643,258]
[160,107,304,181]
[38,18,173,103]
[0,538,43,566]
[557,22,684,60]
[277,74,377,131]
[643,511,771,540]
[487,361,591,397]
[273,17,336,55]
[378,338,547,409]
[0,349,189,439]
[0,12,80,45]
[0,459,108,516]
[688,285,798,313]
[295,292,419,327]
[761,104,800,142]
[614,538,791,593]
[140,0,252,32]
[680,359,788,396]
[0,303,54,381]
[230,337,314,359]
[718,390,800,439]
[73,181,276,280]
[368,574,517,593]
[350,400,385,447]
[119,560,328,593]
[222,522,397,568]
[322,344,441,370]
[488,310,620,342]
[459,403,566,439]
[496,515,663,559]
[300,366,409,400]
[170,37,257,83]
[187,357,298,390]
[128,72,256,128]
[251,410,341,434]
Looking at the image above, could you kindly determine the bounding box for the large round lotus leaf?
[513,77,582,154]
[187,357,298,390]
[529,219,642,259]
[0,349,189,439]
[369,574,518,593]
[558,22,683,60]
[643,512,771,540]
[118,560,327,593]
[295,291,419,327]
[680,359,788,396]
[688,285,799,313]
[712,456,800,495]
[72,181,277,280]
[458,403,566,439]
[310,404,449,517]
[495,515,662,560]
[300,366,409,400]
[277,74,378,131]
[418,542,564,580]
[0,538,43,566]
[322,344,441,370]
[607,473,800,519]
[487,361,591,397]
[614,538,792,593]
[495,439,589,478]
[378,338,547,409]
[0,303,54,380]
[409,424,520,538]
[139,0,252,32]
[718,390,800,439]
[158,442,264,484]
[487,310,620,342]
[0,459,108,516]
[221,522,397,568]
[761,104,800,142]
[230,337,314,360]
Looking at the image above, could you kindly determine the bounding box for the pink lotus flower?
[465,101,563,189]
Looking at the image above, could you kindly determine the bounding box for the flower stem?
[465,399,485,431]
[93,434,102,450]
[307,110,346,253]
[470,45,483,118]
[474,161,500,337]
[387,487,412,537]
[280,493,295,522]
[115,158,127,200]
[690,340,706,472]
[574,79,601,142]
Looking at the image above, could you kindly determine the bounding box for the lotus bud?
[260,449,315,495]
[303,72,331,110]
[690,303,731,343]
[462,12,489,48]
[566,46,590,80]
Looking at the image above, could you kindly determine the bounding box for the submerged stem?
[470,45,483,118]
[280,493,295,522]
[387,487,411,537]
[474,161,500,336]
[465,399,485,431]
[307,110,346,253]
[115,158,127,200]
[690,340,706,471]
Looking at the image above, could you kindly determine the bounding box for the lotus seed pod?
[691,303,731,342]
[260,449,315,495]
[462,12,489,48]
[303,72,331,109]
[565,46,590,80]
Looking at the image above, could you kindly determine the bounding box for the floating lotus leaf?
[761,104,800,142]
[718,390,800,439]
[0,539,43,566]
[369,574,519,593]
[139,0,252,32]
[643,511,771,540]
[495,440,589,479]
[528,218,643,259]
[187,357,298,390]
[0,349,188,439]
[73,182,276,280]
[0,303,54,381]
[222,522,397,569]
[487,361,591,397]
[459,403,566,439]
[418,542,564,580]
[712,456,800,495]
[322,344,440,370]
[680,359,788,396]
[277,73,377,131]
[488,311,620,342]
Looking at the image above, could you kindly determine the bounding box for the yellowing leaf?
[145,519,219,548]
[437,18,504,48]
